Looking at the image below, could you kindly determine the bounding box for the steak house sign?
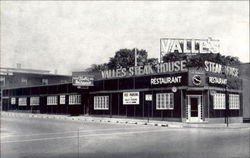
[101,60,239,79]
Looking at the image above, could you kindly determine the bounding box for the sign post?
[145,94,152,123]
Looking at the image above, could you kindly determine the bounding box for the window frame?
[30,97,40,106]
[229,94,240,109]
[0,76,6,87]
[47,96,58,105]
[18,97,27,106]
[94,96,109,110]
[213,93,226,110]
[21,77,28,85]
[69,94,81,105]
[42,79,49,85]
[156,93,174,110]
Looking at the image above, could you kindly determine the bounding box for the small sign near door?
[172,87,177,93]
[145,94,152,101]
[210,90,216,96]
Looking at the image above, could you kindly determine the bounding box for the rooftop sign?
[160,38,220,61]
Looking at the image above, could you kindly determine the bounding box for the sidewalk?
[1,111,249,129]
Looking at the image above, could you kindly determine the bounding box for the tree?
[85,64,108,72]
[162,53,187,62]
[107,48,148,69]
[162,53,241,68]
[85,48,150,73]
[147,58,159,65]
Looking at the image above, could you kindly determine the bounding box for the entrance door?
[191,98,198,117]
[187,95,202,122]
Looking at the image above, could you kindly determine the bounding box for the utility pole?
[147,101,149,123]
[225,87,229,127]
[135,48,137,67]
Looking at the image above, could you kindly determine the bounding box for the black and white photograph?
[0,1,249,158]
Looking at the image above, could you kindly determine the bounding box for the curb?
[1,112,181,128]
[4,112,249,129]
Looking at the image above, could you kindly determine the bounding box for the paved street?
[1,114,249,158]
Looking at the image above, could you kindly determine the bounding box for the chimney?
[17,63,21,69]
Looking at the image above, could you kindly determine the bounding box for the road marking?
[0,126,154,138]
[1,128,169,144]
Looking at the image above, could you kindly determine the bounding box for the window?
[94,96,109,110]
[42,79,48,85]
[30,97,39,106]
[213,93,225,109]
[11,98,16,104]
[229,94,240,109]
[47,96,57,105]
[156,93,174,110]
[18,97,27,106]
[60,80,68,83]
[0,76,5,87]
[21,77,28,85]
[60,95,66,104]
[69,95,81,105]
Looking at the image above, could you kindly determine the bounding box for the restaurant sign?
[208,76,227,85]
[150,72,188,88]
[151,76,182,85]
[72,71,94,86]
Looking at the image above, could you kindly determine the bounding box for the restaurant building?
[1,38,244,123]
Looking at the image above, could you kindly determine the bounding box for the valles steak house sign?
[160,38,220,54]
[101,60,239,79]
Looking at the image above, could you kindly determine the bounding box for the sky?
[1,1,249,75]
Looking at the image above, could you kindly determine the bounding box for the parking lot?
[1,114,249,158]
